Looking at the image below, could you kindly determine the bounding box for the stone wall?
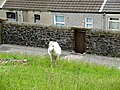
[86,29,120,57]
[2,23,74,51]
[2,23,120,57]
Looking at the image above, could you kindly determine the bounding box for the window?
[6,12,17,22]
[85,18,93,28]
[109,17,120,30]
[34,14,40,23]
[54,15,65,26]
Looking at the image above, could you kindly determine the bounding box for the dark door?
[74,30,86,54]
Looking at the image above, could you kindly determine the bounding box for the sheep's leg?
[57,55,60,60]
[51,55,57,67]
[53,55,56,66]
[54,56,57,66]
[50,54,59,67]
[56,55,60,65]
[51,54,57,67]
[54,55,58,66]
[50,55,53,68]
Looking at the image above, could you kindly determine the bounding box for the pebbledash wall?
[2,23,120,57]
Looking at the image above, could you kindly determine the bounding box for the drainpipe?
[99,0,107,30]
[102,13,106,30]
[20,10,23,23]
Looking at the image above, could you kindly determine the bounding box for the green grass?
[0,52,120,90]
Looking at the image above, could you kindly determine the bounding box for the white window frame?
[85,17,93,28]
[54,15,65,26]
[108,17,120,30]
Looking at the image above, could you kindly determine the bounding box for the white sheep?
[48,41,61,67]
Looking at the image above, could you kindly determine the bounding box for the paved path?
[0,44,120,69]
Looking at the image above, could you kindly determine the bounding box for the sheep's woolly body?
[48,41,61,67]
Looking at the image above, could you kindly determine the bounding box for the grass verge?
[0,52,120,90]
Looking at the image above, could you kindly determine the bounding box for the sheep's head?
[48,41,55,52]
[48,41,61,56]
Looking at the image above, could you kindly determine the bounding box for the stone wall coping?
[71,27,91,31]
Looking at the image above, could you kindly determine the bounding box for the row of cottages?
[0,0,120,31]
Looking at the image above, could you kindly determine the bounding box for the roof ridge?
[99,0,108,12]
[0,0,7,8]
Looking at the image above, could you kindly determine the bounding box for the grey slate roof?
[3,0,53,11]
[2,0,120,13]
[3,0,104,12]
[49,0,104,12]
[103,0,120,13]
